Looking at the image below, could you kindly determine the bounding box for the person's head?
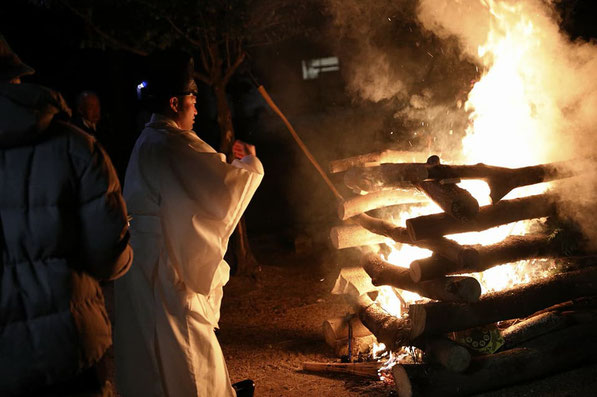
[76,91,101,125]
[0,34,35,84]
[137,50,198,130]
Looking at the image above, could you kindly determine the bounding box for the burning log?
[425,160,587,203]
[350,214,480,268]
[329,150,427,174]
[406,194,557,241]
[392,322,597,397]
[344,164,428,193]
[408,265,597,339]
[410,234,558,282]
[361,253,481,303]
[302,361,382,378]
[354,294,412,351]
[338,190,424,220]
[415,180,479,222]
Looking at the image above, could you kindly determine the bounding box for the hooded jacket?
[0,83,132,395]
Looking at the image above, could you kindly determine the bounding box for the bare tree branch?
[58,0,148,56]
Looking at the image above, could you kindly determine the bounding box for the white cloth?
[114,114,263,397]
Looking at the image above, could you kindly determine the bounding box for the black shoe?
[232,379,255,397]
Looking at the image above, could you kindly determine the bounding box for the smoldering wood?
[302,361,383,378]
[410,234,558,282]
[408,265,597,339]
[344,164,428,193]
[350,214,480,268]
[406,194,557,241]
[329,150,428,174]
[392,322,597,397]
[423,337,471,373]
[361,253,481,303]
[338,190,425,220]
[416,180,479,222]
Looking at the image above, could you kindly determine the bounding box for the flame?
[374,0,562,322]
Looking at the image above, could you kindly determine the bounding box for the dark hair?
[137,49,196,112]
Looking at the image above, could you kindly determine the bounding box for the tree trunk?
[212,68,258,276]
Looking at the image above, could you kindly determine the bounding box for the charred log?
[361,253,481,303]
[344,164,428,193]
[410,234,559,282]
[406,194,557,241]
[416,180,479,222]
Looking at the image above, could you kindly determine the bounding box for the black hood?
[0,83,71,148]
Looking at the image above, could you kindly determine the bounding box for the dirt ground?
[219,238,392,397]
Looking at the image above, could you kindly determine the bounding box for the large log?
[423,337,471,373]
[361,253,481,303]
[344,164,428,193]
[500,311,569,350]
[408,265,597,339]
[416,180,479,222]
[329,150,427,174]
[392,322,597,397]
[338,190,424,220]
[410,234,558,282]
[351,214,480,268]
[425,160,588,203]
[329,224,388,249]
[406,194,557,241]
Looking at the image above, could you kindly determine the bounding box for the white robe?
[114,114,263,397]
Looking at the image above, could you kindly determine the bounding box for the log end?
[448,277,482,303]
[409,260,423,283]
[442,344,471,373]
[392,365,413,397]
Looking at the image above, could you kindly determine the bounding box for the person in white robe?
[114,50,263,397]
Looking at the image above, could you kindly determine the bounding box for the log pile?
[324,152,597,395]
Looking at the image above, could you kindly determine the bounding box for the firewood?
[329,224,388,249]
[406,194,557,241]
[329,150,427,174]
[344,164,428,193]
[354,294,413,351]
[350,214,480,268]
[410,234,558,282]
[302,361,383,378]
[392,322,597,397]
[426,160,587,203]
[331,267,378,298]
[423,337,471,373]
[415,180,479,222]
[500,311,569,350]
[408,266,597,339]
[361,253,481,303]
[338,190,424,220]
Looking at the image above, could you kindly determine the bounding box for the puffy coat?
[0,83,133,395]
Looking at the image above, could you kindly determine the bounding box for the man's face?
[175,94,197,130]
[80,95,101,124]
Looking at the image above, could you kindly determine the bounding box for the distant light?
[302,57,340,80]
[137,81,147,90]
[388,17,392,21]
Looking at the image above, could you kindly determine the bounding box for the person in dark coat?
[0,34,133,396]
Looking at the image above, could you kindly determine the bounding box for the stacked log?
[325,152,597,395]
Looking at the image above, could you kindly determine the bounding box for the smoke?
[324,0,597,246]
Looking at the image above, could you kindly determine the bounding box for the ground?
[219,237,393,397]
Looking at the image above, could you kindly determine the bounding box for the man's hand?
[232,140,256,159]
